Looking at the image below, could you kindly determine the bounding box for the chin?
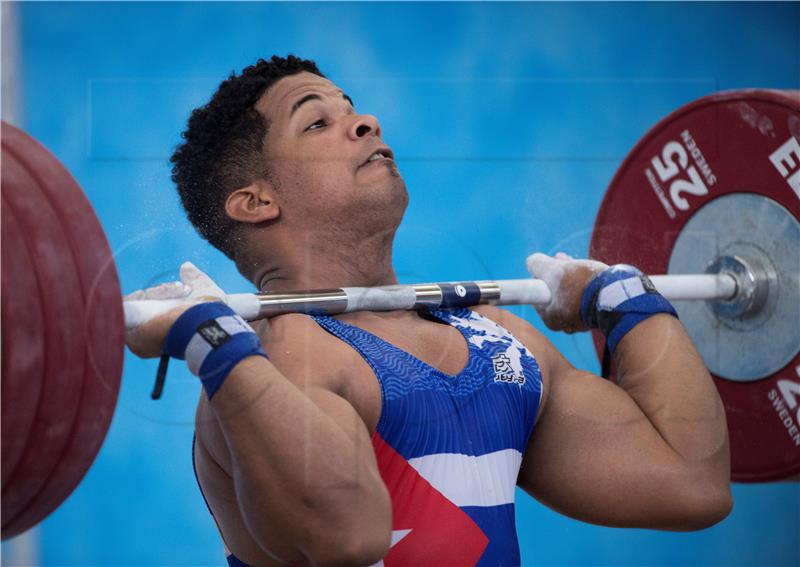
[386,177,410,217]
[361,179,408,233]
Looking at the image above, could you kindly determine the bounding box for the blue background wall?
[5,2,799,565]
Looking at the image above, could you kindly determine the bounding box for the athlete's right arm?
[138,310,392,566]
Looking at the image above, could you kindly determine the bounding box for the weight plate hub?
[590,90,800,482]
[670,194,799,381]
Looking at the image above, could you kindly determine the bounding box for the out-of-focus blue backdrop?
[4,2,799,566]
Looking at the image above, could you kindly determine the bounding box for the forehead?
[255,72,342,122]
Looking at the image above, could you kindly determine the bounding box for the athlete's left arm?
[478,306,732,531]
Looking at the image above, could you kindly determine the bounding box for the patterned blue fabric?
[312,307,543,566]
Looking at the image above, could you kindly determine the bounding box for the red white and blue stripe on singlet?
[197,307,542,567]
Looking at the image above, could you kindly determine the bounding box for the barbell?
[2,89,799,540]
[123,273,740,327]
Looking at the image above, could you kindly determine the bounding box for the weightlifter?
[125,55,732,567]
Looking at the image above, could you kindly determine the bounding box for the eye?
[305,119,326,131]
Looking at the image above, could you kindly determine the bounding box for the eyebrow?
[290,92,355,117]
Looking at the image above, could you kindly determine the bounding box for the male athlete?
[125,55,732,567]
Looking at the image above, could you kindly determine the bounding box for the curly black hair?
[170,55,325,259]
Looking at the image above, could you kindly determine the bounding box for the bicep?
[518,364,694,529]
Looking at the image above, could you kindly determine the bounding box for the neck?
[249,226,399,292]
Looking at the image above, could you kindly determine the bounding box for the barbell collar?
[705,255,776,320]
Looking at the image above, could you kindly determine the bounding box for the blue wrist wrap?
[580,265,678,354]
[164,302,267,399]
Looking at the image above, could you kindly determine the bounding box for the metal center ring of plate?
[668,193,800,382]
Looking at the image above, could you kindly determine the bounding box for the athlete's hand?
[526,252,608,333]
[124,262,227,358]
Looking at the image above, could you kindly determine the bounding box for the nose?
[348,113,381,140]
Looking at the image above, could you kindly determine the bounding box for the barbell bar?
[123,272,741,329]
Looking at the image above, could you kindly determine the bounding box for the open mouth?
[360,148,395,168]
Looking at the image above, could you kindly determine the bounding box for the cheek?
[280,161,354,208]
[285,150,338,179]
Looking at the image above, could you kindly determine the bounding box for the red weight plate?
[1,147,88,535]
[590,90,800,482]
[1,200,46,489]
[0,123,124,538]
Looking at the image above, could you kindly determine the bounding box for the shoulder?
[471,305,554,366]
[472,305,542,338]
[254,313,354,391]
[258,312,340,355]
[471,305,562,420]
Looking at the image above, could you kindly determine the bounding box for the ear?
[225,180,280,224]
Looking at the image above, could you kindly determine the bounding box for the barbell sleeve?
[649,274,738,301]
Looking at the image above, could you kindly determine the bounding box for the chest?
[337,314,472,432]
[330,310,540,442]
